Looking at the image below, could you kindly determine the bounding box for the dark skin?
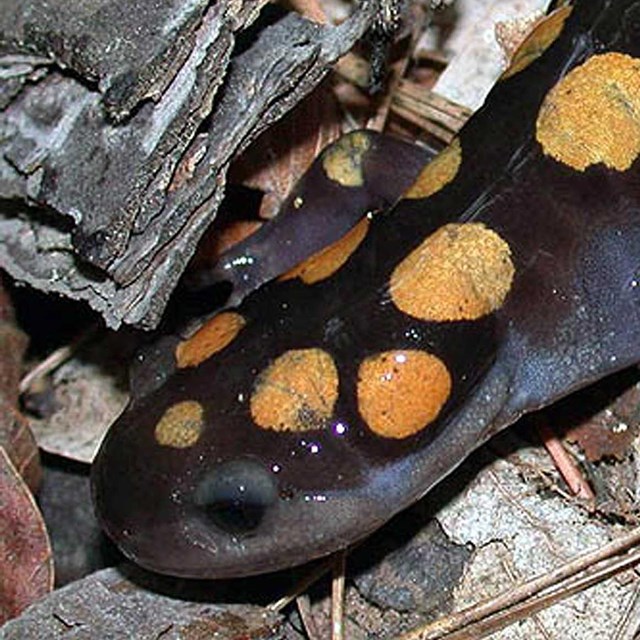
[93,0,640,579]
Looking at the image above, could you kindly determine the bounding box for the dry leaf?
[564,376,640,463]
[0,279,41,492]
[230,81,342,220]
[28,331,135,464]
[430,0,553,110]
[0,446,53,624]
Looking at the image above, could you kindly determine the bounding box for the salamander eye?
[193,460,277,535]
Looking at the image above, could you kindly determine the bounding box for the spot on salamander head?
[154,400,204,448]
[390,222,515,322]
[357,350,452,439]
[321,131,371,187]
[280,218,370,285]
[536,52,640,171]
[404,138,462,200]
[501,5,572,79]
[175,312,246,368]
[250,348,339,432]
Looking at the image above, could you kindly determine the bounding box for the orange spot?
[390,223,514,322]
[536,52,640,171]
[404,139,462,200]
[502,6,572,79]
[175,312,246,368]
[322,131,371,187]
[280,218,369,285]
[154,401,204,448]
[357,350,451,439]
[250,349,339,432]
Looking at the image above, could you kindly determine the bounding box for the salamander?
[92,0,640,579]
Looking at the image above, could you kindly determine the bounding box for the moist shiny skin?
[92,0,640,579]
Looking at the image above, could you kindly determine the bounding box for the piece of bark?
[0,54,49,111]
[352,514,471,614]
[1,1,236,269]
[0,3,379,329]
[108,10,378,330]
[0,567,283,639]
[0,0,265,120]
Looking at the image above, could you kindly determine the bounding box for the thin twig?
[536,416,595,504]
[435,545,640,640]
[19,324,100,394]
[391,81,471,144]
[398,526,640,640]
[613,577,640,640]
[331,550,347,640]
[295,593,322,640]
[267,557,334,613]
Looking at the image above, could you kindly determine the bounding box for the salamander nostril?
[193,460,277,535]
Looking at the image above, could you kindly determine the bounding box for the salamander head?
[91,305,499,578]
[91,378,391,578]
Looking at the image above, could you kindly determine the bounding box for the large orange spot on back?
[250,349,339,432]
[175,312,246,368]
[280,218,369,285]
[154,400,204,448]
[404,139,462,200]
[322,131,371,187]
[536,52,640,171]
[502,5,572,79]
[390,223,514,322]
[357,350,451,439]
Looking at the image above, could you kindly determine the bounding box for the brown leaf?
[0,281,27,406]
[0,279,41,492]
[0,407,41,492]
[0,446,53,624]
[230,80,342,220]
[565,380,640,462]
[286,0,327,23]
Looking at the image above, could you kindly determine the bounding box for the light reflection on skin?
[333,421,348,436]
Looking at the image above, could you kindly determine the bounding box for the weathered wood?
[0,1,378,328]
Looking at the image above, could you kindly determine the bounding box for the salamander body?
[93,0,640,578]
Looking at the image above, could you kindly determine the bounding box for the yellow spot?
[390,223,514,322]
[502,6,572,79]
[404,139,462,200]
[322,131,371,187]
[357,350,451,439]
[280,219,369,285]
[250,349,339,432]
[175,312,246,368]
[536,52,640,171]
[154,401,204,448]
